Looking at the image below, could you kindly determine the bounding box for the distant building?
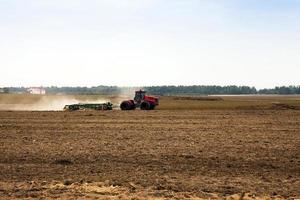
[0,88,9,93]
[27,87,46,94]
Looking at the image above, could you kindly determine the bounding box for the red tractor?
[120,90,159,110]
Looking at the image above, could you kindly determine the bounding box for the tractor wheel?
[150,104,155,110]
[120,101,131,110]
[129,100,136,110]
[140,101,151,110]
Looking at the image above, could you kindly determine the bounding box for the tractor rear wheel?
[120,100,136,110]
[120,101,131,110]
[140,101,151,110]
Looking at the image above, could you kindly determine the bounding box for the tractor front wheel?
[150,104,155,110]
[140,101,151,110]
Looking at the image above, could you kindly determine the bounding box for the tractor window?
[134,91,146,101]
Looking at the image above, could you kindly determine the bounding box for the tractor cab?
[134,90,146,102]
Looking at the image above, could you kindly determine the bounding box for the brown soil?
[0,110,299,199]
[171,96,224,101]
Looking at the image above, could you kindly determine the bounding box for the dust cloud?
[0,95,113,111]
[0,88,144,111]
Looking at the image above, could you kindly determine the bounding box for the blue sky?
[0,0,299,88]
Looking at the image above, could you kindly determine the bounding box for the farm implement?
[64,102,113,111]
[63,90,158,111]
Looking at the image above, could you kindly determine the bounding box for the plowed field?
[0,109,299,199]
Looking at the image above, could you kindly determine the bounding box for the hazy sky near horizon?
[0,0,299,88]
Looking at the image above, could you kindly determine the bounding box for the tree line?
[3,85,300,95]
